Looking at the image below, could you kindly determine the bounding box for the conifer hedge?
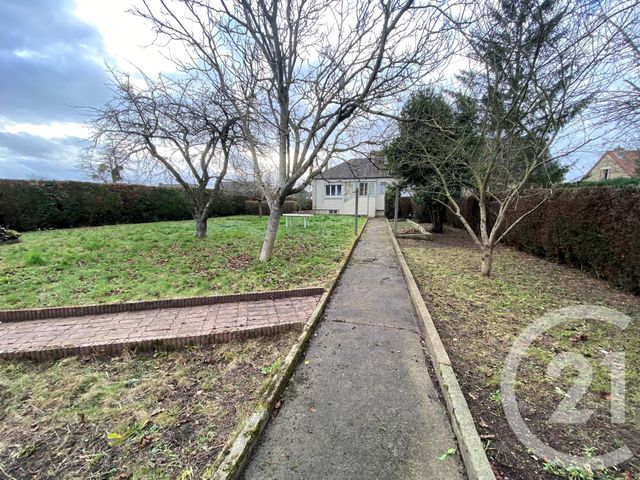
[0,179,247,231]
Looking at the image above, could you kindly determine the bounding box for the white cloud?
[0,120,90,140]
[73,0,180,75]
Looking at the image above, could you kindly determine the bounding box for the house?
[312,153,394,217]
[583,148,639,181]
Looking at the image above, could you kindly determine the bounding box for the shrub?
[412,199,431,223]
[282,200,298,214]
[244,200,299,215]
[293,191,312,211]
[244,200,270,215]
[502,186,640,294]
[0,180,247,231]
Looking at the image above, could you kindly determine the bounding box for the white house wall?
[313,178,392,217]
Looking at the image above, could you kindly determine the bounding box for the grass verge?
[400,226,639,480]
[0,215,358,309]
[0,333,297,479]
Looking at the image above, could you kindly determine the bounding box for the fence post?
[393,187,400,236]
[354,187,359,235]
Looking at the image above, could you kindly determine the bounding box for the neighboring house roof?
[221,179,260,194]
[319,156,391,180]
[585,148,639,178]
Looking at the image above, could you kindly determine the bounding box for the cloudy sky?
[0,0,175,181]
[0,0,603,183]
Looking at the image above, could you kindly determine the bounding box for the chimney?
[370,150,386,161]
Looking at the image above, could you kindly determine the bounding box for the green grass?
[0,215,358,309]
[0,333,297,479]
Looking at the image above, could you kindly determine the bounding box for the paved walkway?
[0,296,319,360]
[243,219,465,479]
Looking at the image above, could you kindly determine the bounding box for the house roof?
[612,149,639,176]
[586,148,639,178]
[319,156,391,180]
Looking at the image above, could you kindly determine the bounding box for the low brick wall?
[0,288,325,323]
[0,294,321,361]
[1,323,303,362]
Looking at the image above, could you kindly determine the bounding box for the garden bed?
[400,226,639,479]
[0,215,357,309]
[0,333,297,479]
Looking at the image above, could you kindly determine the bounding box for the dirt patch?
[400,227,639,479]
[0,332,297,479]
[225,254,254,271]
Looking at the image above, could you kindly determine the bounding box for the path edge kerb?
[0,288,325,323]
[208,218,369,480]
[386,219,496,480]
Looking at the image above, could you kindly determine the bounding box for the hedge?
[244,200,299,215]
[445,196,486,232]
[384,188,414,219]
[0,179,247,231]
[562,177,640,189]
[501,186,640,293]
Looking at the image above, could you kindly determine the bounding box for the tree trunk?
[195,216,208,238]
[258,200,263,218]
[431,205,445,233]
[259,203,282,261]
[481,244,494,277]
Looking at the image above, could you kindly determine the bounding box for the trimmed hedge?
[384,188,414,219]
[244,200,299,215]
[563,177,640,189]
[502,187,640,294]
[445,196,486,232]
[245,200,269,215]
[0,179,246,231]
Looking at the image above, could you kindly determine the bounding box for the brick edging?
[209,218,369,480]
[0,322,305,362]
[0,288,325,323]
[386,219,496,480]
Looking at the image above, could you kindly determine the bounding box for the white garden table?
[283,213,313,229]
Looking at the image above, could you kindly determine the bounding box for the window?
[328,209,338,214]
[602,168,610,180]
[325,183,342,196]
[358,182,368,196]
[379,182,388,194]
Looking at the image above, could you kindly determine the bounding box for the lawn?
[0,333,297,479]
[400,227,639,480]
[0,215,358,309]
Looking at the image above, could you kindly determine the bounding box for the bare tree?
[89,71,239,237]
[80,139,135,183]
[227,155,278,217]
[391,0,614,276]
[597,0,640,143]
[134,0,457,260]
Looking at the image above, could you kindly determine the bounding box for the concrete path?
[0,296,319,360]
[243,218,465,479]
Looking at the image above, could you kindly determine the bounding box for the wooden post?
[354,187,359,235]
[393,186,400,236]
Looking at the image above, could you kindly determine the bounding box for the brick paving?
[0,295,320,360]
